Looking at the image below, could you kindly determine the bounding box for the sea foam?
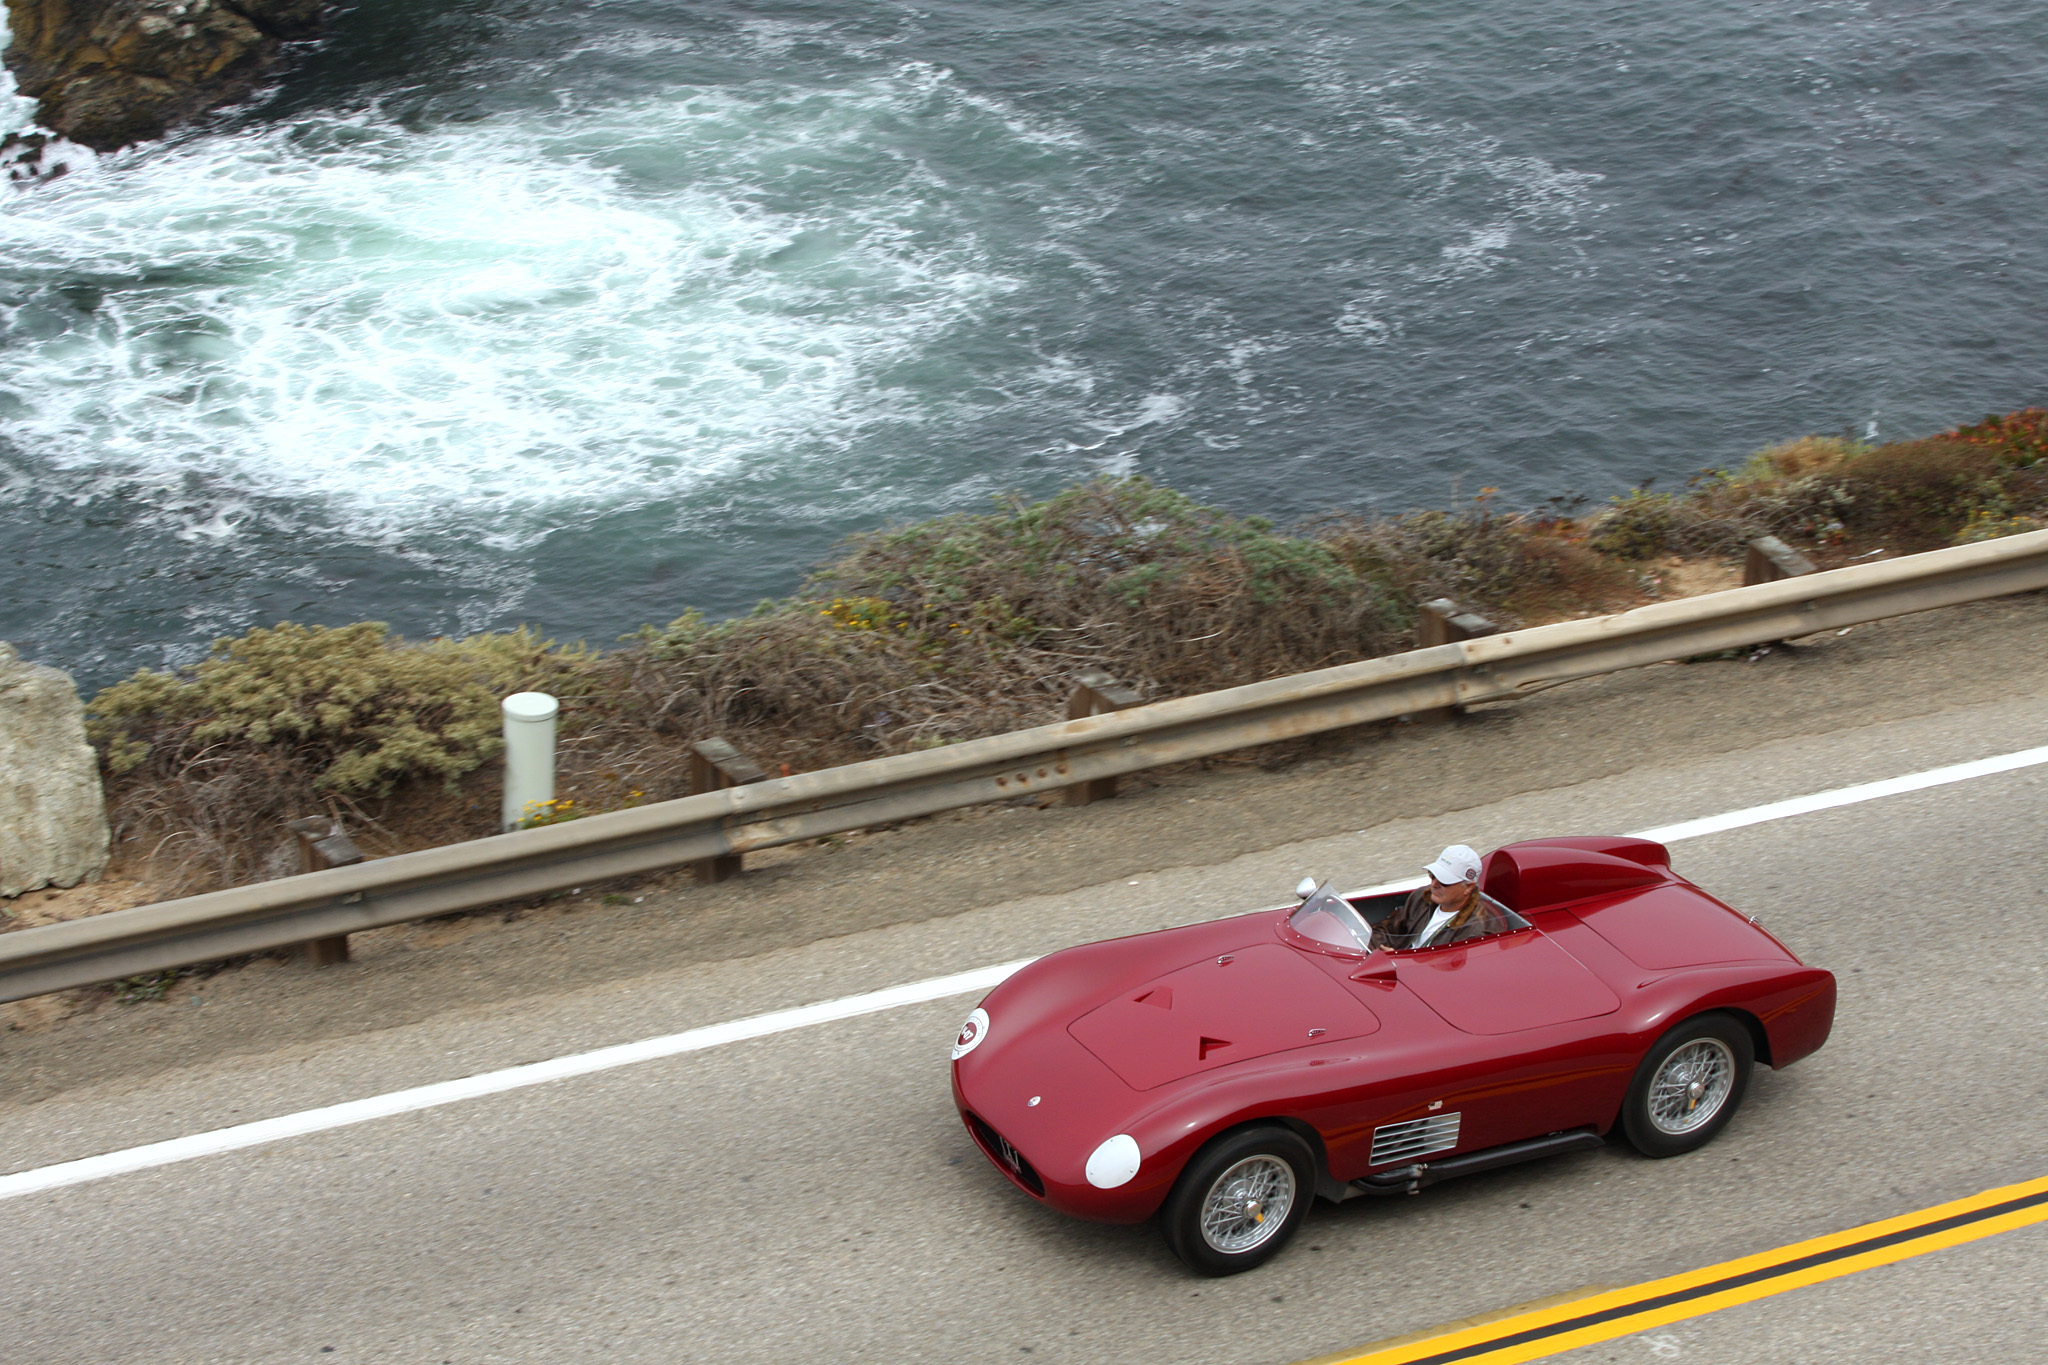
[0,71,1034,549]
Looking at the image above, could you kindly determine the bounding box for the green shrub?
[615,478,1403,768]
[1731,435,1867,483]
[90,622,590,796]
[823,478,1366,623]
[87,410,2048,899]
[1835,439,2007,528]
[1684,432,2046,550]
[1588,491,1682,559]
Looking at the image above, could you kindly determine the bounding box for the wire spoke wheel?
[1622,1014,1755,1158]
[1647,1037,1737,1135]
[1198,1155,1297,1254]
[1163,1125,1316,1274]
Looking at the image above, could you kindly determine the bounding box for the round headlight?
[951,1007,990,1060]
[1085,1134,1141,1189]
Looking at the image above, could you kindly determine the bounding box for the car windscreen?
[1288,883,1373,953]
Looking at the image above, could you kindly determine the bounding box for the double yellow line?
[1310,1173,2048,1365]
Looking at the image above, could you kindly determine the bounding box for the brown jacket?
[1373,884,1520,950]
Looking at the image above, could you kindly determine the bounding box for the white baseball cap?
[1424,844,1482,885]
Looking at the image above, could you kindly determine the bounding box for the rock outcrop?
[4,0,325,152]
[1,642,110,898]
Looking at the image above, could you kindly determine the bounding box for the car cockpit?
[1286,879,1530,954]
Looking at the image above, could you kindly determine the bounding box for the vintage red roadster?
[950,836,1836,1274]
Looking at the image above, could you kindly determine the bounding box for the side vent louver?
[1370,1112,1461,1165]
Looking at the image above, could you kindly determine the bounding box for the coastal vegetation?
[80,408,2048,894]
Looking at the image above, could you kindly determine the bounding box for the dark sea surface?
[3,0,2045,689]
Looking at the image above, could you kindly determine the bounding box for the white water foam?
[0,67,1044,549]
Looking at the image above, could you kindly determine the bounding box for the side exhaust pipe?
[1351,1127,1605,1198]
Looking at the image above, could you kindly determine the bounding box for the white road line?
[1340,743,2048,899]
[5,742,2047,1204]
[1633,743,2048,844]
[0,960,1032,1203]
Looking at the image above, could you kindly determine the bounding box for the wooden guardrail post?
[1413,599,1498,723]
[1744,536,1819,586]
[689,737,769,883]
[1744,538,1821,649]
[1066,669,1144,805]
[287,816,362,965]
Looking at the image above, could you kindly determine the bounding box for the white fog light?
[1085,1134,1141,1189]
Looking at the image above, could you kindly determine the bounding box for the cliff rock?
[4,0,325,151]
[1,642,111,898]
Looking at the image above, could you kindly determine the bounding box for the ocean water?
[4,0,2046,689]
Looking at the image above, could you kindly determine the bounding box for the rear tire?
[1622,1013,1754,1157]
[1160,1126,1316,1276]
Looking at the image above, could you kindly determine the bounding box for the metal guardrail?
[6,529,2047,1004]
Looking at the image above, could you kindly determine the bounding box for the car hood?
[1067,942,1380,1090]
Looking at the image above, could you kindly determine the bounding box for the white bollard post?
[501,692,559,832]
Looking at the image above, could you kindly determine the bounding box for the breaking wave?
[0,67,1047,549]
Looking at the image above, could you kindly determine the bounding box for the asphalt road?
[5,643,2048,1362]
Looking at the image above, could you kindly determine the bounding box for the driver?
[1372,844,1517,950]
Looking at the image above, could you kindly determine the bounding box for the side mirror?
[1294,877,1318,901]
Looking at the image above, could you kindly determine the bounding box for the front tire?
[1622,1013,1755,1157]
[1160,1126,1316,1276]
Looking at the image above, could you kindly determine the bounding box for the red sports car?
[950,836,1836,1275]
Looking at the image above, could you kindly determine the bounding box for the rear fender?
[1628,967,1838,1072]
